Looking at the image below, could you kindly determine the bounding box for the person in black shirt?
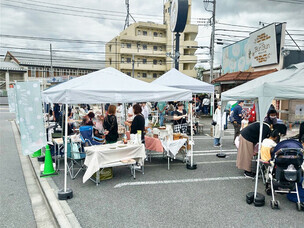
[173,102,187,133]
[237,121,271,178]
[103,105,118,143]
[232,100,244,142]
[125,104,145,142]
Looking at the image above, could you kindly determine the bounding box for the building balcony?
[180,69,197,77]
[184,24,198,33]
[180,55,197,62]
[120,63,167,71]
[182,40,198,48]
[120,35,167,44]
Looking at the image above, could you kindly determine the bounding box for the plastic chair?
[79,126,105,146]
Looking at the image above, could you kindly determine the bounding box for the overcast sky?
[1,0,304,68]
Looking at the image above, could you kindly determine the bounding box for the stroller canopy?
[273,139,303,153]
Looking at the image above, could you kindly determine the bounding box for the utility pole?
[209,0,216,84]
[50,43,53,78]
[175,33,180,70]
[124,0,130,29]
[132,54,135,78]
[124,0,136,30]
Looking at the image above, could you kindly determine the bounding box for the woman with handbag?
[213,102,224,147]
[173,102,187,134]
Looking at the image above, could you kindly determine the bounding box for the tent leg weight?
[216,153,226,158]
[186,163,197,170]
[58,188,73,200]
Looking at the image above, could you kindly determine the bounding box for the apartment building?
[105,0,198,82]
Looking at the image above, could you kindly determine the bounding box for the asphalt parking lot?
[51,126,304,228]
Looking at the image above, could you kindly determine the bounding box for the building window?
[137,72,141,77]
[127,43,131,48]
[143,44,147,50]
[159,60,162,65]
[127,72,131,76]
[109,45,112,52]
[109,58,112,65]
[138,30,141,35]
[153,59,157,65]
[159,46,162,51]
[159,33,163,37]
[121,43,125,48]
[143,31,147,36]
[142,73,147,78]
[127,58,131,63]
[153,46,157,51]
[154,32,158,37]
[31,67,36,77]
[121,57,124,63]
[142,59,147,64]
[153,73,157,78]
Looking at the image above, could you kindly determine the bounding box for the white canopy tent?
[42,67,194,196]
[221,62,304,201]
[151,68,214,94]
[152,67,215,116]
[42,67,192,104]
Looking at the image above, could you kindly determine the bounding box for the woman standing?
[125,104,145,143]
[213,102,225,147]
[173,102,187,133]
[103,105,118,143]
[237,121,271,178]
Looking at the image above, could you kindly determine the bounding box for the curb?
[12,120,81,228]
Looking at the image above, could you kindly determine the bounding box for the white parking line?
[194,152,237,156]
[193,137,234,139]
[114,176,247,188]
[193,149,237,153]
[144,160,236,167]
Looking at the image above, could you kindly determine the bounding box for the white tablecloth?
[161,138,187,157]
[83,143,146,183]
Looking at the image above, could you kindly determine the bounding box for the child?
[261,130,279,162]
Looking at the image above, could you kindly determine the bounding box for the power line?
[268,0,304,4]
[0,34,202,48]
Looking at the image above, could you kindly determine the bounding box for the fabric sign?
[15,81,47,155]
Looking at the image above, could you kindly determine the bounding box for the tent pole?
[252,121,264,204]
[187,102,197,170]
[64,104,68,192]
[58,103,73,200]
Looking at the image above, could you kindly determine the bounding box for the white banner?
[249,23,278,67]
[15,82,47,155]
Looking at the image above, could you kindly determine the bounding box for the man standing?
[233,100,244,142]
[224,102,232,130]
[157,101,167,126]
[202,96,210,115]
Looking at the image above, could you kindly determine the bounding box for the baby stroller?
[264,139,304,210]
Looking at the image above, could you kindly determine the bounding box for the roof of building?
[212,69,278,84]
[0,61,27,72]
[4,51,104,70]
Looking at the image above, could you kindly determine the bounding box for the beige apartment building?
[105,0,198,82]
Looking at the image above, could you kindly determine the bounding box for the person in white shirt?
[202,96,210,115]
[127,103,134,122]
[213,102,225,147]
[141,102,150,127]
[116,103,124,125]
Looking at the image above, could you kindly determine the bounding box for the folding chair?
[63,137,86,179]
[79,126,105,146]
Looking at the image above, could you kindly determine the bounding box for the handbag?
[211,120,217,126]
